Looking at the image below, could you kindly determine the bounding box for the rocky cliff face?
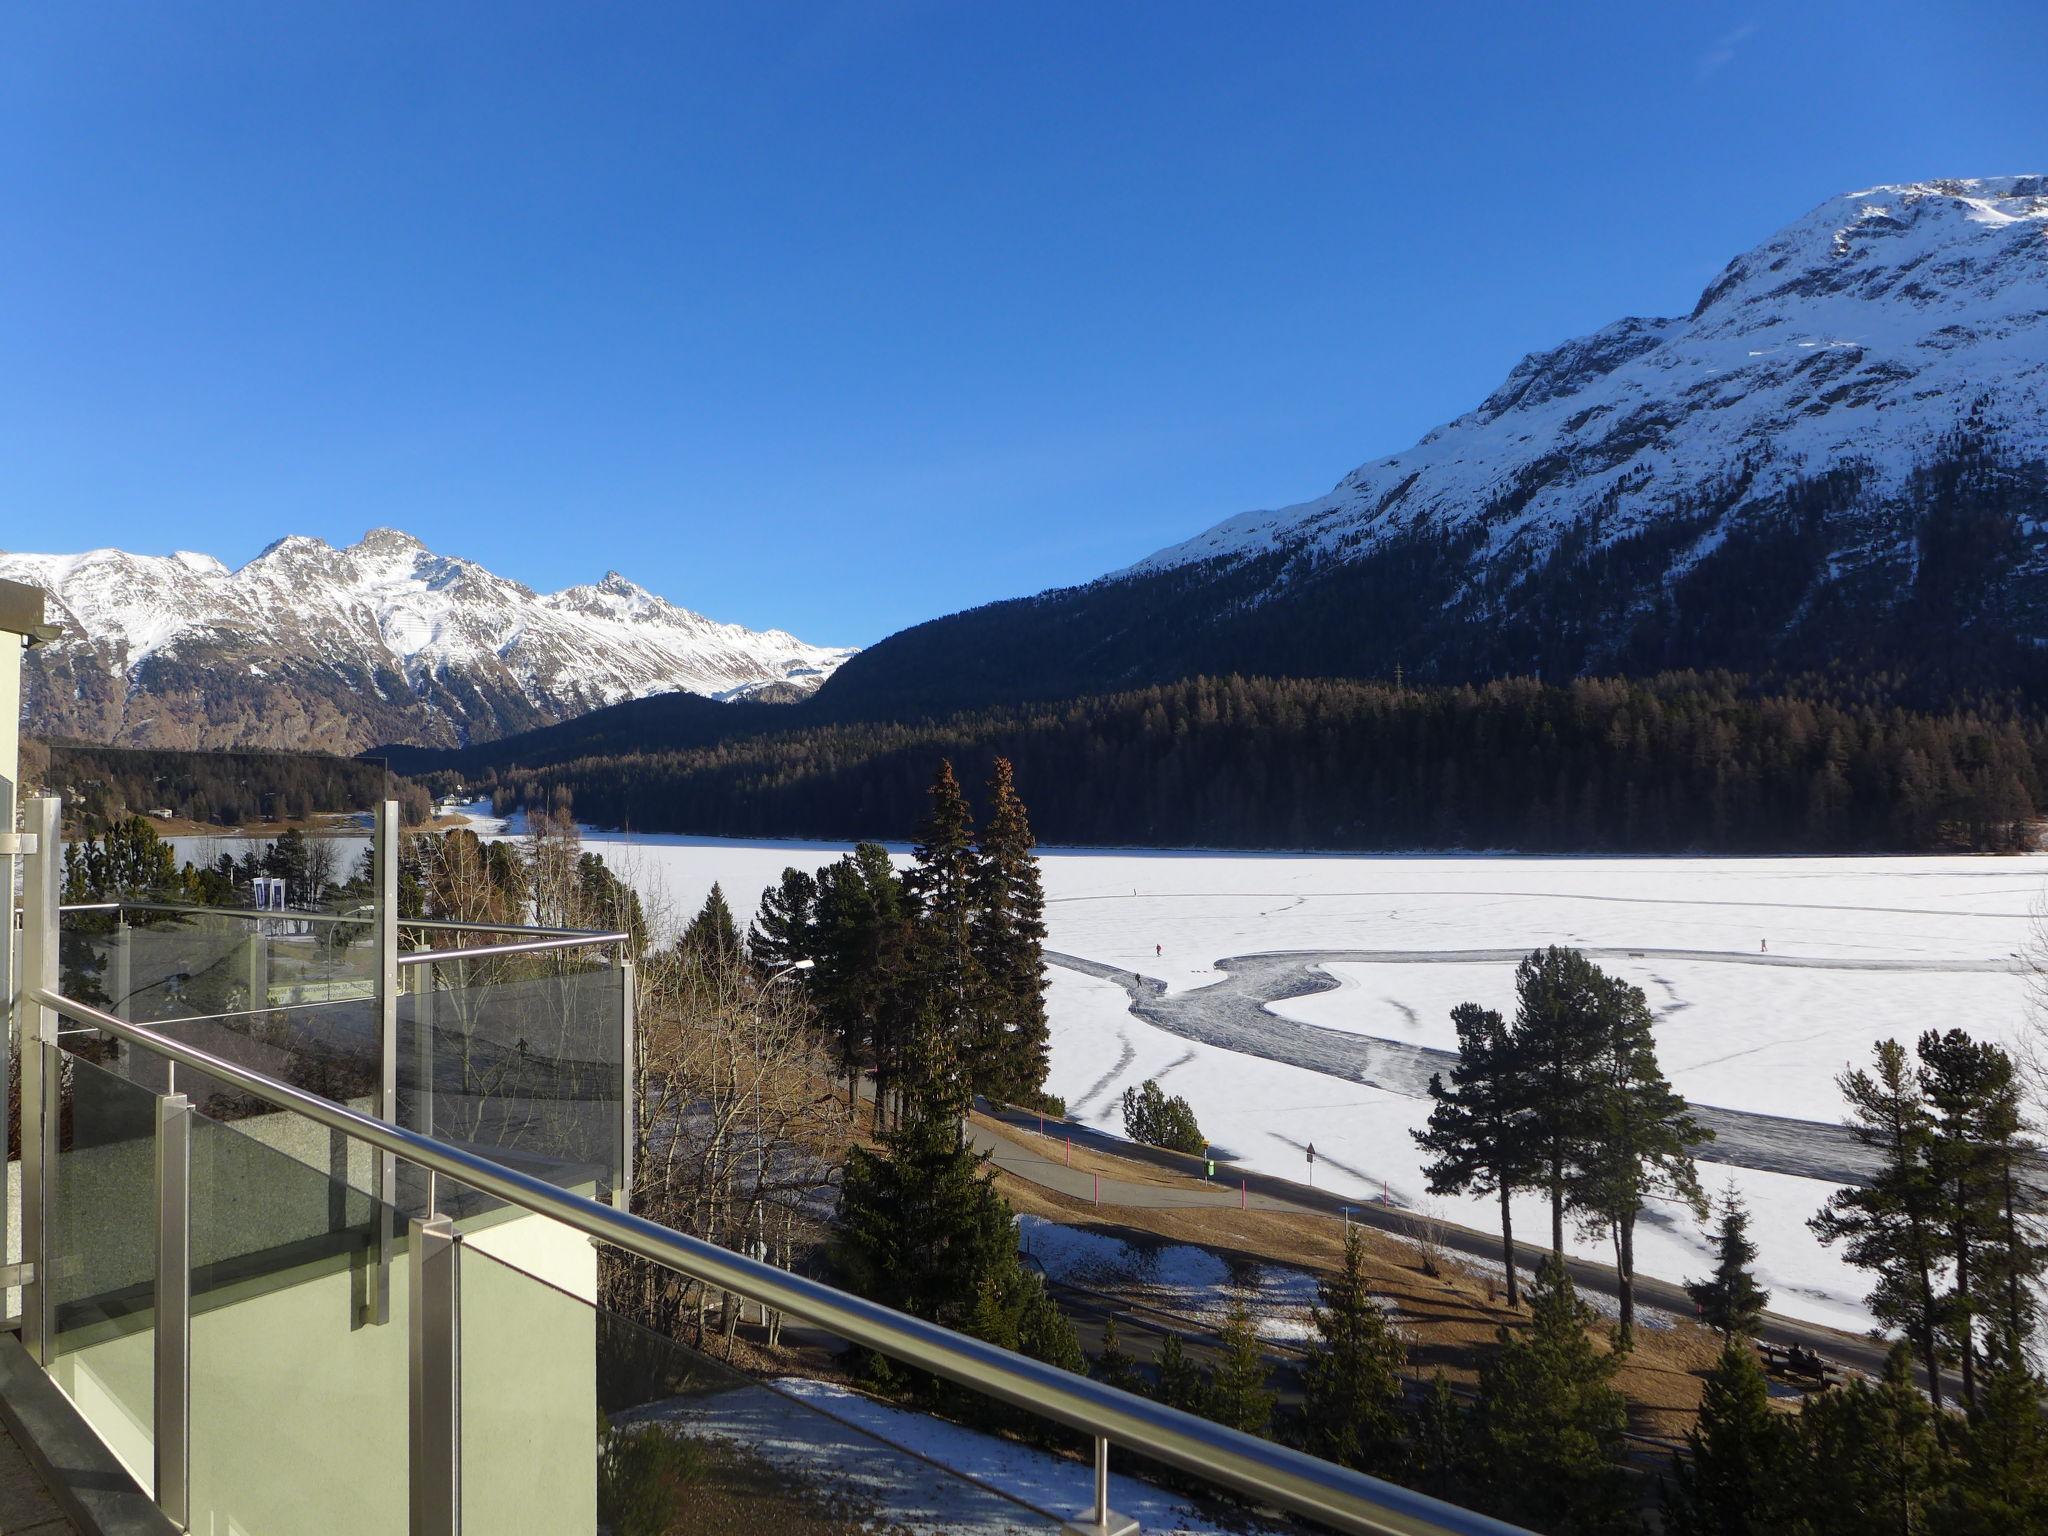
[1,529,855,751]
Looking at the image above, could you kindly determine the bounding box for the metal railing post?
[0,770,15,1313]
[1063,1435,1138,1535]
[154,1093,191,1526]
[110,908,129,1020]
[367,798,400,1325]
[18,795,58,1362]
[615,956,635,1210]
[408,1215,460,1536]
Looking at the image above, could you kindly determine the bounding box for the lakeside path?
[966,1101,1933,1394]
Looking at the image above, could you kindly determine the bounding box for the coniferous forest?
[464,672,2045,854]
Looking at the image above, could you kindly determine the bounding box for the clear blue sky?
[5,3,2042,645]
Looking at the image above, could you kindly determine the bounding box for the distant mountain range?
[19,177,2048,773]
[1,529,855,752]
[818,176,2048,717]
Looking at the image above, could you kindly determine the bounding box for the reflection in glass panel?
[47,1045,159,1490]
[187,1103,406,1536]
[399,956,624,1200]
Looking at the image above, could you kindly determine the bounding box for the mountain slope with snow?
[1133,176,2048,576]
[2,529,855,752]
[820,176,2048,716]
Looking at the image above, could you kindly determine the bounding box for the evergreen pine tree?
[832,1025,1078,1374]
[747,866,818,970]
[1793,1342,1946,1536]
[810,845,909,1123]
[1467,1255,1633,1534]
[1415,1001,1537,1307]
[1810,1040,1949,1411]
[1301,1225,1408,1473]
[1153,1332,1208,1417]
[1919,1028,2040,1406]
[1940,1360,2048,1535]
[1411,1371,1470,1503]
[1577,969,1709,1348]
[1093,1316,1146,1395]
[971,758,1052,1105]
[1686,1185,1770,1339]
[1663,1340,1800,1536]
[679,882,743,967]
[1512,947,1608,1258]
[904,761,986,1094]
[1208,1300,1277,1438]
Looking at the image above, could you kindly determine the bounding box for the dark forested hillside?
[37,741,426,833]
[816,445,2048,722]
[464,674,2044,854]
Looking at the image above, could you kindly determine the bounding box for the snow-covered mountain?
[2,529,856,752]
[823,176,2048,715]
[1133,176,2048,577]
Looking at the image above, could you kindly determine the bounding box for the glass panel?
[459,1240,1069,1535]
[61,904,380,1025]
[399,957,624,1201]
[187,1101,406,1535]
[134,999,383,1132]
[47,1046,158,1489]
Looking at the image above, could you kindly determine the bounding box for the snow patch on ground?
[1017,1215,1323,1343]
[631,1376,1291,1534]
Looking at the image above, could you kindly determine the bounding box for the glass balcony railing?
[8,794,1522,1536]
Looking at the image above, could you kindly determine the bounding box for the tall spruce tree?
[1664,1340,1800,1536]
[1415,1001,1537,1307]
[811,844,909,1123]
[904,761,986,1094]
[832,1010,1077,1375]
[1302,1225,1408,1474]
[1576,970,1709,1348]
[1467,1255,1633,1534]
[1208,1300,1278,1437]
[1686,1185,1770,1339]
[1941,1360,2048,1534]
[748,866,818,970]
[1512,947,1608,1258]
[1919,1028,2042,1405]
[1093,1315,1146,1395]
[680,882,743,967]
[1810,1040,1949,1411]
[1153,1331,1208,1417]
[971,758,1051,1105]
[1411,1371,1470,1503]
[1792,1342,1946,1536]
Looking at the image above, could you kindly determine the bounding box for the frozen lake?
[180,813,2048,1334]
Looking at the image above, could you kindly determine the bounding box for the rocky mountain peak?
[1,533,856,753]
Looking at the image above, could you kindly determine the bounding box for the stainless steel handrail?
[37,985,1525,1536]
[60,900,618,940]
[397,932,631,969]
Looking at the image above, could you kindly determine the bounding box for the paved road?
[1047,948,1893,1184]
[971,1101,1941,1394]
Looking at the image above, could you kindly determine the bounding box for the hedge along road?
[1037,947,1963,1186]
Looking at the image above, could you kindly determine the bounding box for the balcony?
[3,797,1522,1536]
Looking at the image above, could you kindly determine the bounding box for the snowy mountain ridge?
[1132,176,2048,578]
[814,174,2048,717]
[2,529,856,752]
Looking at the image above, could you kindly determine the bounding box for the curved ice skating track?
[1046,944,2028,1186]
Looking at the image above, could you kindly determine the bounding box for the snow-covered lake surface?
[183,811,2048,1335]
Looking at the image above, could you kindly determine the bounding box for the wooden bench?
[1756,1340,1842,1387]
